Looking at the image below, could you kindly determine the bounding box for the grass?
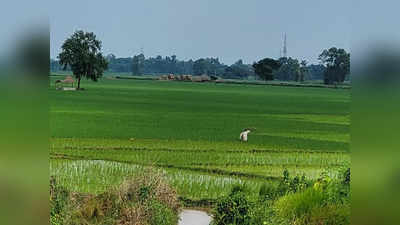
[49,76,350,203]
[50,159,265,200]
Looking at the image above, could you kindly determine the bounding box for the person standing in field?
[239,129,251,142]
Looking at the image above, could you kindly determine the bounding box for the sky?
[49,0,351,65]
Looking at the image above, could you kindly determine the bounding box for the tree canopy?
[318,47,350,84]
[52,48,346,83]
[253,58,281,81]
[58,30,108,89]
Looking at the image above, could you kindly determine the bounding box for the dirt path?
[178,209,212,225]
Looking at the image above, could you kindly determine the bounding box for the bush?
[274,186,350,225]
[212,185,252,225]
[248,202,276,225]
[268,169,309,199]
[275,188,326,222]
[211,169,350,225]
[259,183,279,201]
[308,203,350,225]
[50,177,70,225]
[148,200,178,225]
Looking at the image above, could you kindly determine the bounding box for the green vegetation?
[58,30,108,89]
[253,58,281,81]
[318,47,350,85]
[50,76,350,224]
[50,170,180,225]
[51,46,350,83]
[212,168,350,225]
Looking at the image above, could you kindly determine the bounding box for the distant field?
[50,76,350,201]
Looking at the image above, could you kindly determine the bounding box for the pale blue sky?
[49,0,351,65]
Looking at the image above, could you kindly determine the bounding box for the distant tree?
[274,57,301,81]
[299,60,309,82]
[52,52,256,79]
[106,53,116,63]
[132,55,140,75]
[318,47,350,84]
[193,58,207,75]
[223,59,255,79]
[307,64,326,80]
[253,58,281,81]
[58,30,108,89]
[50,59,62,72]
[132,54,145,75]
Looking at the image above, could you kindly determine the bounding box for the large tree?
[275,57,300,81]
[58,30,108,89]
[299,60,309,82]
[253,58,281,81]
[318,47,350,84]
[223,59,255,79]
[132,54,145,75]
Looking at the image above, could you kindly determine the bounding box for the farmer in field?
[239,129,251,142]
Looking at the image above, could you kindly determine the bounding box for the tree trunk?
[77,77,81,90]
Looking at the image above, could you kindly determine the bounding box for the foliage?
[148,200,177,225]
[52,54,328,81]
[50,177,70,225]
[307,64,326,80]
[132,54,145,75]
[274,58,309,82]
[212,185,252,225]
[259,169,309,202]
[274,188,350,225]
[318,47,350,84]
[274,57,300,81]
[300,60,309,82]
[307,202,350,225]
[223,60,255,79]
[50,170,180,225]
[253,58,281,80]
[210,169,350,225]
[58,30,108,89]
[103,54,256,78]
[275,188,327,221]
[274,169,350,225]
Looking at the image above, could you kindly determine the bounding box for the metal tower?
[282,33,287,58]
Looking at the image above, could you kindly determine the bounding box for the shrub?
[117,170,180,213]
[275,187,350,225]
[50,177,70,225]
[275,188,326,222]
[259,183,279,201]
[308,203,350,225]
[275,169,309,197]
[148,200,178,225]
[248,202,276,225]
[212,185,252,225]
[314,168,350,204]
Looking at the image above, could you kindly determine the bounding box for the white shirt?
[240,130,251,141]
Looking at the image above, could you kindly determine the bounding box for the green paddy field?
[50,76,350,201]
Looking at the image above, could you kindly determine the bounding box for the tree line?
[51,54,343,82]
[52,30,350,86]
[253,47,350,84]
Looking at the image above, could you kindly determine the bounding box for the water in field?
[179,210,211,225]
